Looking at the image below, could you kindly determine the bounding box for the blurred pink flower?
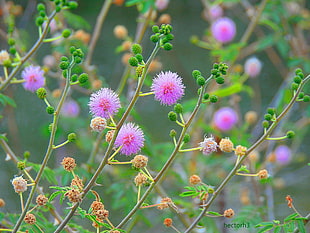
[275,145,292,165]
[244,57,262,78]
[208,5,223,20]
[89,88,121,118]
[151,71,185,106]
[155,0,169,11]
[115,123,145,156]
[61,100,80,117]
[211,17,236,43]
[22,65,45,92]
[213,107,238,131]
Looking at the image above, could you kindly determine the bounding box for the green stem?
[179,147,201,153]
[43,35,63,43]
[53,140,69,149]
[86,130,106,165]
[139,91,154,97]
[183,75,310,233]
[0,11,57,92]
[9,79,25,84]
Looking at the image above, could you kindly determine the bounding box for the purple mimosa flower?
[155,0,169,11]
[61,100,80,117]
[275,145,292,165]
[211,17,236,43]
[115,123,145,156]
[89,88,121,118]
[151,71,185,106]
[199,136,218,155]
[22,65,45,92]
[244,57,262,78]
[213,107,238,131]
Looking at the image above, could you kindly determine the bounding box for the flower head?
[211,17,236,43]
[12,176,27,193]
[155,0,169,11]
[275,145,291,165]
[90,117,107,132]
[0,50,10,64]
[213,107,238,131]
[244,57,262,78]
[89,88,121,118]
[61,100,80,117]
[115,123,144,156]
[199,136,218,155]
[22,65,45,92]
[151,71,185,106]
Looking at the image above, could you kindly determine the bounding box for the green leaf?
[283,222,295,232]
[0,93,16,107]
[274,226,282,233]
[207,211,222,216]
[210,83,242,97]
[257,225,274,233]
[49,186,70,191]
[297,219,306,233]
[179,191,196,197]
[255,222,274,227]
[0,134,8,142]
[284,213,299,222]
[62,11,91,30]
[49,190,64,202]
[256,35,275,51]
[259,19,280,31]
[237,165,250,173]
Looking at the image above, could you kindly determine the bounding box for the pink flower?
[89,88,121,118]
[208,5,223,20]
[244,57,262,78]
[275,145,291,165]
[199,136,218,155]
[22,65,45,92]
[211,17,236,43]
[115,123,145,156]
[155,0,169,11]
[213,107,238,131]
[61,100,80,117]
[151,71,185,106]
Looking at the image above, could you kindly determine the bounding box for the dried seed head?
[105,130,115,143]
[61,157,76,172]
[36,194,48,206]
[71,175,84,190]
[12,176,27,193]
[134,173,148,186]
[223,208,235,218]
[257,169,268,179]
[91,201,105,212]
[234,145,247,156]
[163,218,173,227]
[157,197,173,210]
[90,117,107,132]
[189,174,201,185]
[24,213,36,225]
[113,25,128,39]
[286,195,293,208]
[95,209,109,220]
[131,155,148,169]
[219,138,234,152]
[0,198,5,207]
[92,217,103,228]
[65,189,82,203]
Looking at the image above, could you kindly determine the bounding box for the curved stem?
[184,75,309,232]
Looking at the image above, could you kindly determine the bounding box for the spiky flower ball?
[12,176,27,193]
[189,174,201,185]
[151,71,185,106]
[257,169,268,179]
[134,172,147,186]
[36,194,48,206]
[22,65,45,92]
[199,136,218,155]
[244,57,262,78]
[234,145,247,156]
[219,138,234,152]
[89,88,121,118]
[115,123,145,156]
[211,17,236,43]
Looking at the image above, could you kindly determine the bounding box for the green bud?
[59,61,69,70]
[67,133,77,142]
[166,33,174,41]
[23,151,30,159]
[9,47,16,55]
[36,88,47,99]
[174,103,183,114]
[131,43,142,55]
[136,66,143,77]
[267,108,275,115]
[152,25,159,33]
[286,131,295,139]
[135,54,143,63]
[75,48,84,58]
[215,77,225,84]
[55,6,61,12]
[68,1,78,9]
[78,73,88,84]
[163,43,173,51]
[213,63,219,69]
[262,120,269,128]
[128,57,139,67]
[162,37,169,44]
[303,95,310,102]
[62,29,71,38]
[46,106,55,114]
[168,111,177,121]
[297,72,304,79]
[71,74,78,82]
[196,76,205,86]
[48,123,53,133]
[210,95,218,103]
[291,83,299,90]
[169,129,177,137]
[150,34,159,43]
[192,70,201,79]
[207,187,214,194]
[8,38,15,46]
[203,93,209,100]
[36,16,44,26]
[17,161,26,170]
[293,76,302,84]
[183,134,190,143]
[295,68,302,75]
[74,56,82,64]
[70,46,76,54]
[39,11,46,17]
[61,56,68,62]
[62,70,68,78]
[211,69,218,76]
[3,59,12,67]
[298,92,304,99]
[264,114,272,121]
[37,3,45,11]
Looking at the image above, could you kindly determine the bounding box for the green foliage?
[0,93,16,107]
[62,11,91,30]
